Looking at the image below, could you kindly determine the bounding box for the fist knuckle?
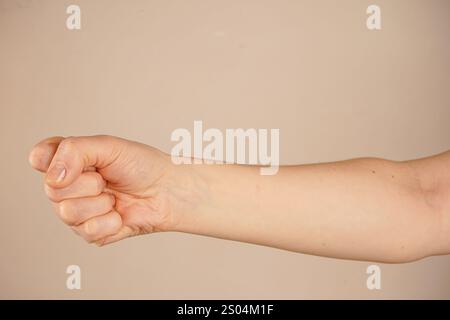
[44,184,61,202]
[83,220,98,237]
[59,201,78,226]
[62,136,76,146]
[81,224,98,243]
[96,134,115,143]
[95,238,107,247]
[111,213,122,231]
[83,236,97,244]
[58,136,79,154]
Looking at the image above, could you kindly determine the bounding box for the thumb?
[45,135,122,188]
[29,136,64,172]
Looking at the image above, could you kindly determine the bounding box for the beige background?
[1,0,450,299]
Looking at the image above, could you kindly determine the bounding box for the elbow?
[402,157,450,261]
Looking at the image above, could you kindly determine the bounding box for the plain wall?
[0,0,449,299]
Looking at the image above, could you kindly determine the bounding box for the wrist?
[162,160,211,233]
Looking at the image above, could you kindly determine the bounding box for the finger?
[72,210,122,243]
[45,172,106,202]
[45,135,122,189]
[28,136,64,172]
[95,225,136,247]
[55,193,115,226]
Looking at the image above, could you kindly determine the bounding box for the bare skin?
[28,135,450,263]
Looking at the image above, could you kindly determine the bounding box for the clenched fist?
[29,135,189,246]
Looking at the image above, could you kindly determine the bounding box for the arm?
[173,153,450,263]
[29,136,450,263]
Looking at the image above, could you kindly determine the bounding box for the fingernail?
[47,163,66,183]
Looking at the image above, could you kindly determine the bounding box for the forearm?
[170,154,449,263]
